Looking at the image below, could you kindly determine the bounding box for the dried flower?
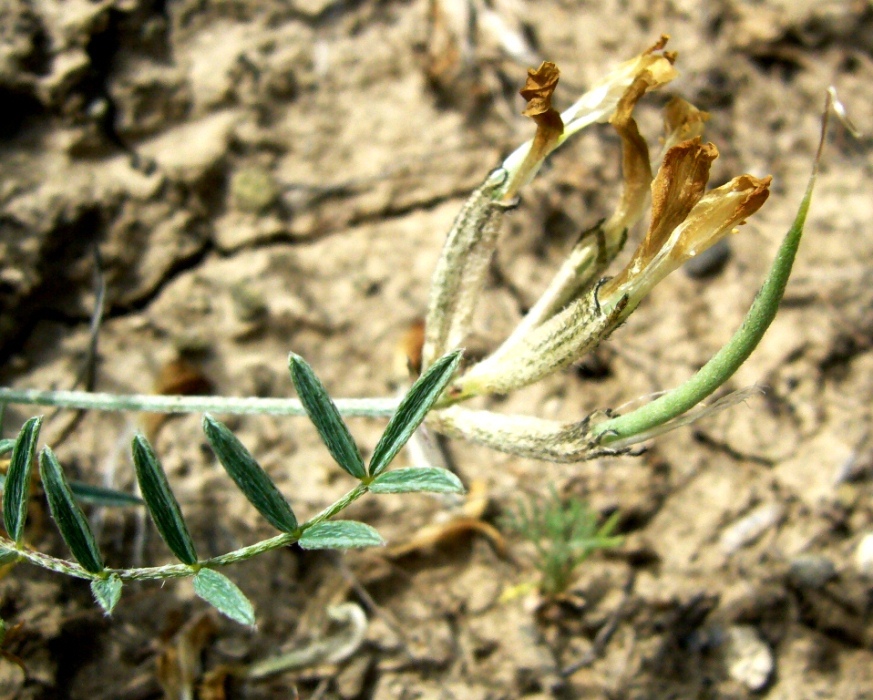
[496,37,677,202]
[418,39,818,462]
[600,144,771,318]
[501,61,564,202]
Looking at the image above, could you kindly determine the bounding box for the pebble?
[854,532,873,578]
[719,503,783,555]
[724,625,774,691]
[231,166,279,213]
[789,555,837,589]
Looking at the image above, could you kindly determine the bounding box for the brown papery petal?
[671,174,772,262]
[520,61,562,122]
[662,98,710,153]
[606,74,655,233]
[503,62,565,201]
[603,138,717,297]
[647,138,719,254]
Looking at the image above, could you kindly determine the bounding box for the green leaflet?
[0,546,19,565]
[4,416,43,543]
[369,468,464,495]
[203,415,298,533]
[0,471,143,508]
[62,482,144,508]
[289,354,366,480]
[368,350,462,477]
[131,435,198,566]
[299,521,384,550]
[39,447,104,574]
[91,575,123,615]
[194,568,255,626]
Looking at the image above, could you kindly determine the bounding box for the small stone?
[230,166,279,213]
[139,110,238,183]
[854,533,873,578]
[292,0,339,17]
[719,503,783,555]
[723,625,773,691]
[789,555,836,589]
[229,282,268,323]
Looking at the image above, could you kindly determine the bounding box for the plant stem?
[0,388,400,418]
[1,484,372,582]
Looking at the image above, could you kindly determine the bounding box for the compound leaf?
[289,354,365,479]
[368,350,461,477]
[91,575,123,615]
[203,415,297,533]
[194,568,255,627]
[131,434,198,566]
[4,416,43,542]
[298,521,384,550]
[39,447,104,574]
[369,467,464,495]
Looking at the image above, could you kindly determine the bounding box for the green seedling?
[501,489,623,597]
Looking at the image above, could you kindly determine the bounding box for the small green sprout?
[501,489,623,597]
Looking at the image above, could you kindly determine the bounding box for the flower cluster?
[418,37,803,462]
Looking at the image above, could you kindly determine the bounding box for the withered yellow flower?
[416,40,807,464]
[501,61,564,201]
[497,37,677,202]
[661,97,710,154]
[600,138,771,317]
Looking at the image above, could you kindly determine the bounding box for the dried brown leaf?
[143,358,213,441]
[156,612,217,700]
[385,517,506,558]
[398,319,425,378]
[383,480,505,557]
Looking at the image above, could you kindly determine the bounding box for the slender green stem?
[204,532,297,569]
[2,484,371,582]
[0,388,399,417]
[594,156,818,445]
[302,483,370,528]
[1,539,95,581]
